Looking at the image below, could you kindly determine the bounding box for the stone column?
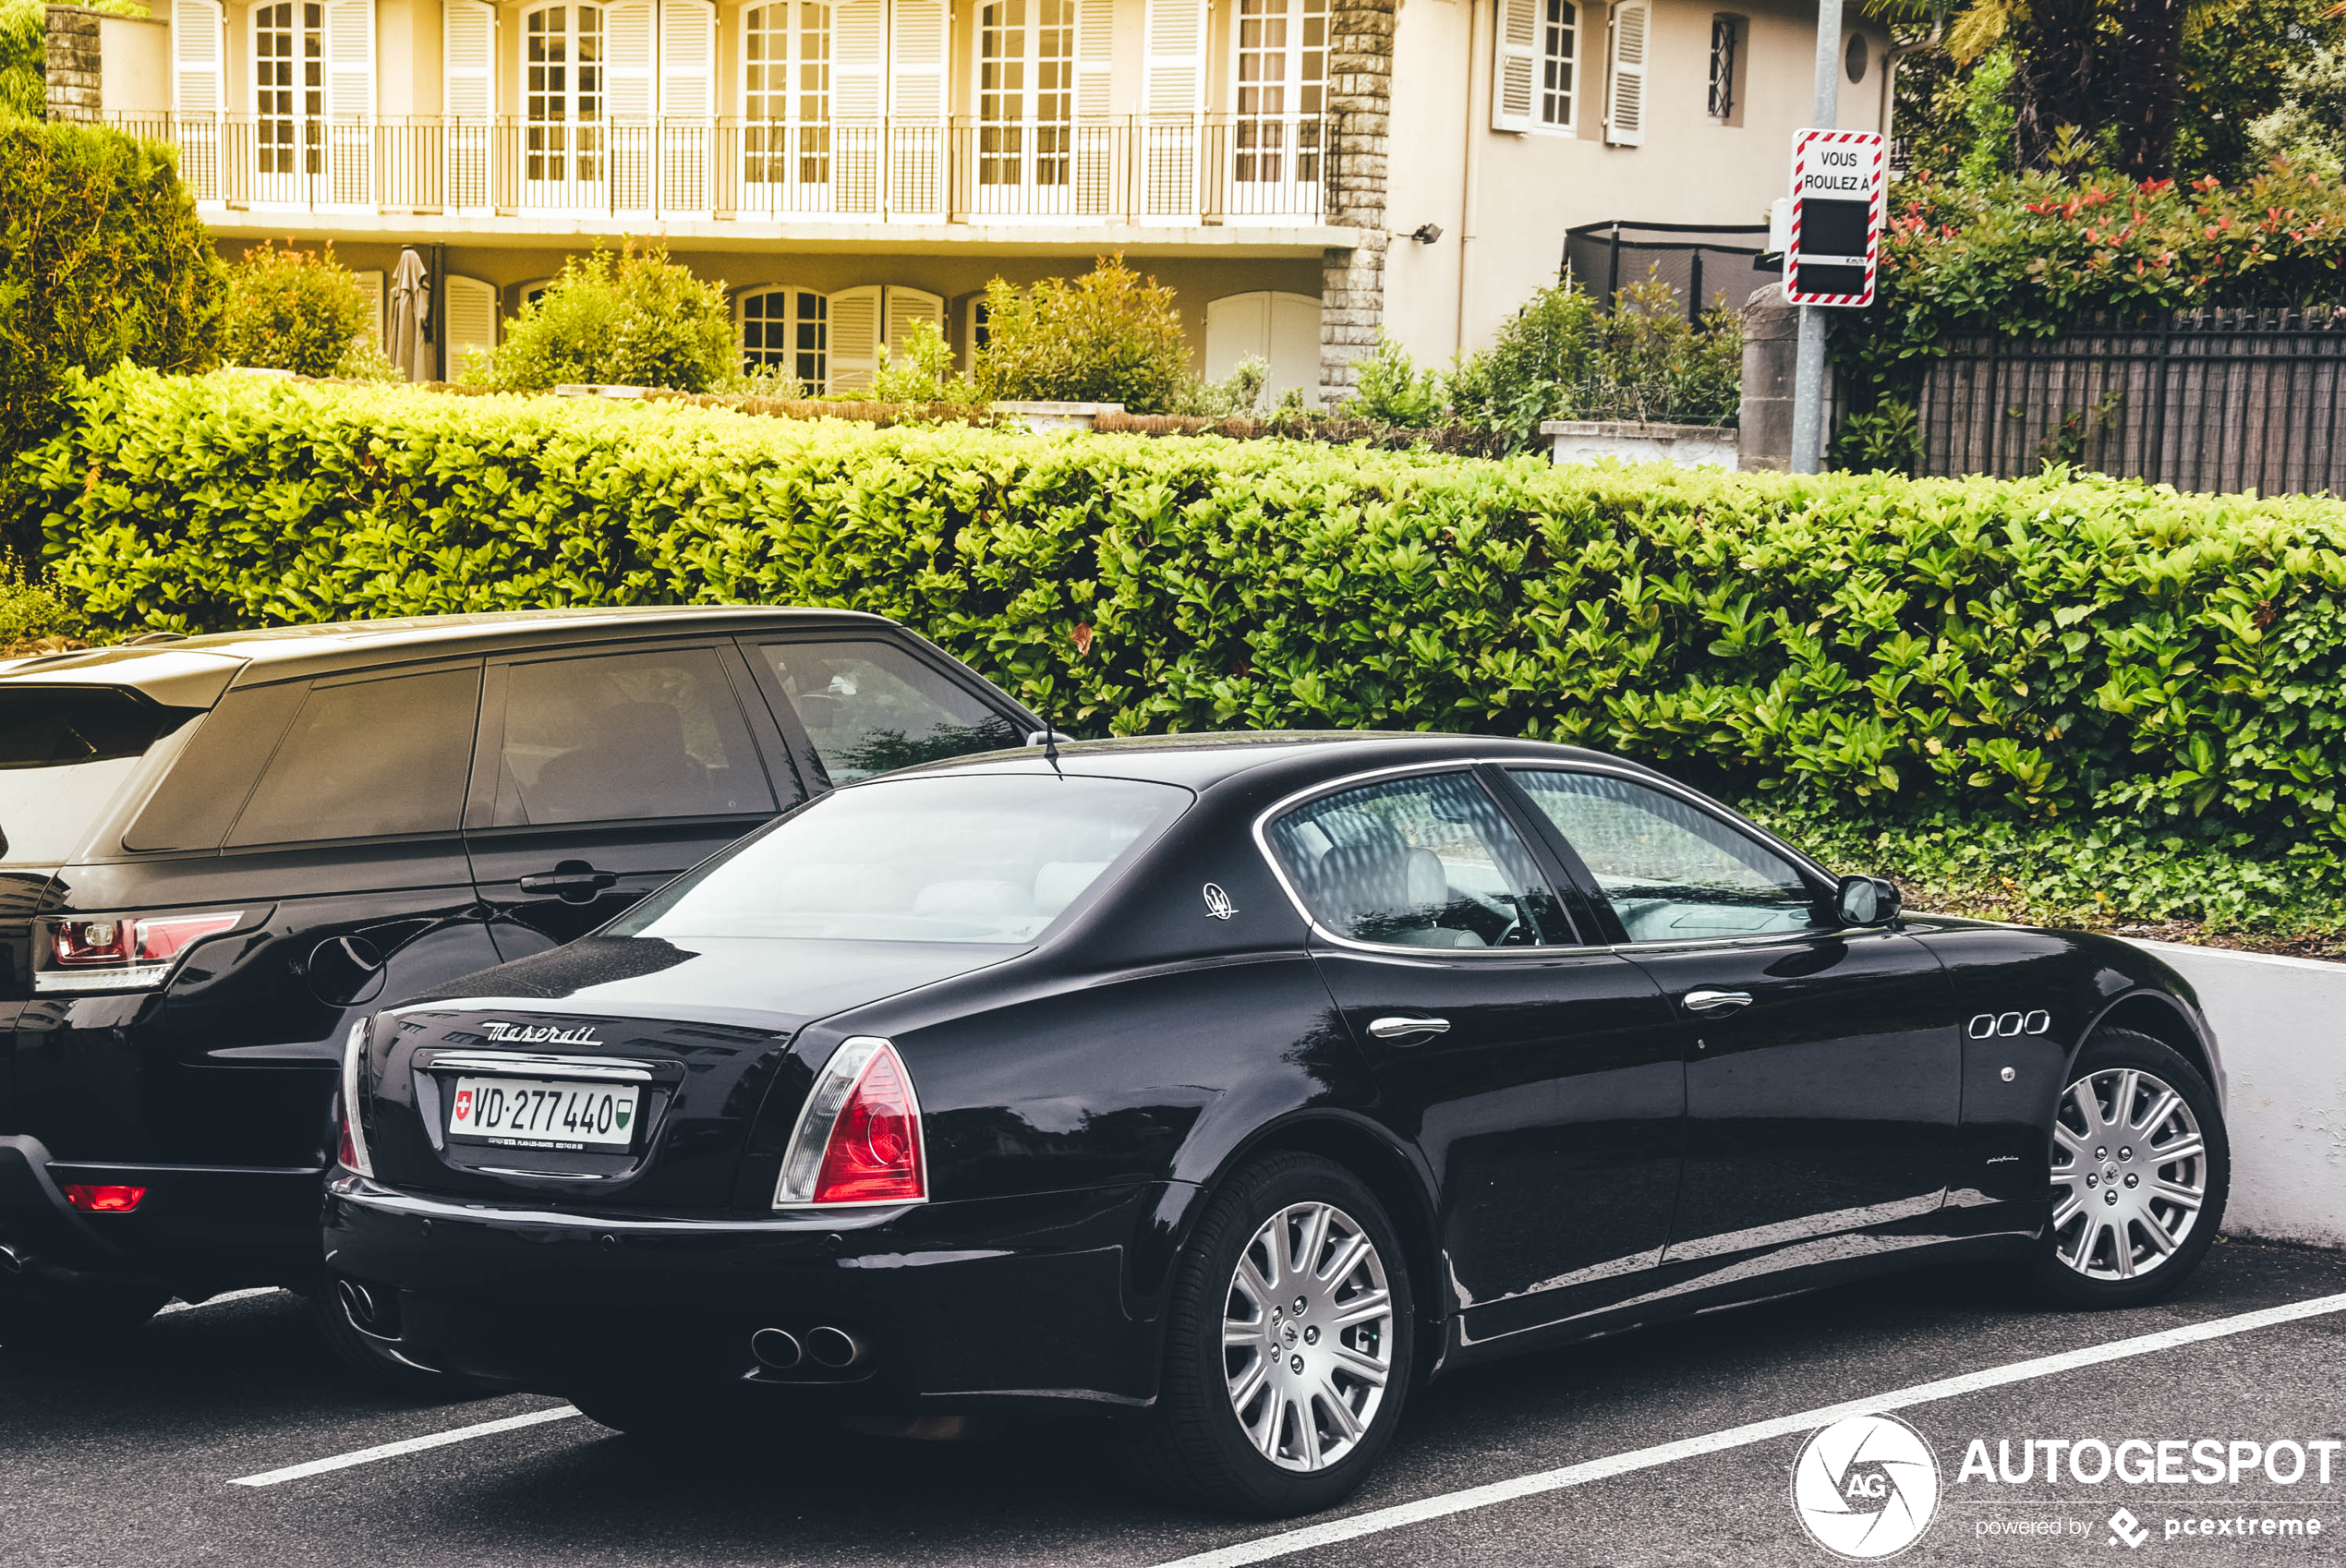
[45,6,104,122]
[1738,282,1801,472]
[1317,0,1394,408]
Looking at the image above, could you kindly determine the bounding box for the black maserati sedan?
[326,732,2230,1516]
[0,608,1039,1369]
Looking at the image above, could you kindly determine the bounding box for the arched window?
[254,1,322,185]
[525,5,605,185]
[744,2,831,187]
[740,288,830,392]
[976,0,1072,188]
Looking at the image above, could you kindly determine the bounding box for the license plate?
[447,1076,640,1152]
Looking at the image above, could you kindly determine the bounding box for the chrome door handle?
[1367,1016,1451,1041]
[1682,989,1753,1014]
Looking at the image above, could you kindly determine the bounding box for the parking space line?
[1153,1290,2346,1568]
[228,1405,583,1488]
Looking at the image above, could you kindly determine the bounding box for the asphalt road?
[4,1238,2343,1568]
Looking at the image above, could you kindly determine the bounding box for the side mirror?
[1835,874,1902,927]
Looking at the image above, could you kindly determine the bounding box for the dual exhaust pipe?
[751,1324,864,1371]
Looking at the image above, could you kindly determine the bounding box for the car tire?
[1119,1152,1415,1518]
[2030,1028,2229,1309]
[0,1278,169,1347]
[309,1282,475,1398]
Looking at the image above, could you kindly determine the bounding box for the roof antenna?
[1046,621,1094,777]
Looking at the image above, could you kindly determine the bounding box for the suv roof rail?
[123,632,191,645]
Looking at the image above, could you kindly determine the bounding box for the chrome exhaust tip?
[749,1327,803,1370]
[804,1325,864,1369]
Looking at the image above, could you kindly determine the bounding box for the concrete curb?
[2124,939,2346,1249]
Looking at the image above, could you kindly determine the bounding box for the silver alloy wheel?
[1222,1200,1394,1472]
[2050,1067,2209,1281]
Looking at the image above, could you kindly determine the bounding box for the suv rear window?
[0,690,190,864]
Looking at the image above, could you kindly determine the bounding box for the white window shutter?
[660,0,717,211]
[832,0,885,212]
[324,0,376,203]
[884,286,945,365]
[353,270,386,345]
[605,0,655,207]
[1142,0,1203,214]
[1604,0,1648,146]
[828,284,884,391]
[889,0,946,214]
[1074,0,1114,211]
[1491,0,1536,132]
[172,0,225,200]
[443,0,496,210]
[442,275,500,381]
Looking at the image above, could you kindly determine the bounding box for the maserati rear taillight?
[338,1018,375,1177]
[775,1038,926,1209]
[62,1184,146,1213]
[39,911,244,993]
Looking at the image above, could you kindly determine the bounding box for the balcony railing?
[107,114,1331,224]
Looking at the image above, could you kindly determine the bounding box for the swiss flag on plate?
[453,1088,474,1119]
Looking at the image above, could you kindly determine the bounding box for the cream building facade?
[52,0,1885,400]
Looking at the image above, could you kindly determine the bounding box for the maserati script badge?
[1202,883,1238,921]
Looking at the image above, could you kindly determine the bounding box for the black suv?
[0,608,1037,1370]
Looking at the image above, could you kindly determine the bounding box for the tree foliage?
[222,241,381,378]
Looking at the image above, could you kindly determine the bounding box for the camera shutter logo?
[1789,1414,1941,1559]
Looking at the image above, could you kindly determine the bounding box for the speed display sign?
[1786,127,1886,307]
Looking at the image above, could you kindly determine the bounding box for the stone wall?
[44,6,103,121]
[1317,0,1393,407]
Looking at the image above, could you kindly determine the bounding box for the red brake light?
[63,1184,146,1213]
[51,912,241,968]
[810,1045,925,1205]
[338,1116,360,1172]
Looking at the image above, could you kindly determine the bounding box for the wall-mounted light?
[1408,223,1444,245]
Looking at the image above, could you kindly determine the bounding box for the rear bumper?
[0,1135,328,1291]
[324,1176,1179,1415]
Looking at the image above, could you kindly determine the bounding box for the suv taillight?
[775,1038,926,1209]
[38,911,245,993]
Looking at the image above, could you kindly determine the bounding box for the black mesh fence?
[1561,221,1778,320]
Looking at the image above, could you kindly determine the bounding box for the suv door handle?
[517,863,621,902]
[1682,989,1753,1014]
[1367,1016,1451,1041]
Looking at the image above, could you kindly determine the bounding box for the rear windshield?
[608,773,1191,944]
[0,690,187,864]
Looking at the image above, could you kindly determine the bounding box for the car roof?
[877,730,1660,793]
[0,607,914,706]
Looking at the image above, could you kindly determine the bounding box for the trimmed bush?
[0,0,44,119]
[24,365,2346,898]
[222,241,379,378]
[976,256,1191,414]
[470,240,734,392]
[0,116,224,558]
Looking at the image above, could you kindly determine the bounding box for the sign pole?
[1790,0,1844,475]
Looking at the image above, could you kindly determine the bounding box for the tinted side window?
[227,669,479,846]
[1267,771,1566,948]
[0,691,190,863]
[755,640,1022,785]
[494,647,775,826]
[1508,769,1820,943]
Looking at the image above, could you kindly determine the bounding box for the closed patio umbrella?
[388,248,431,382]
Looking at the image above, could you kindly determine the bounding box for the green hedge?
[1,117,224,557]
[21,367,2346,880]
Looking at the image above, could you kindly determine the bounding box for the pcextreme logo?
[1791,1414,1944,1560]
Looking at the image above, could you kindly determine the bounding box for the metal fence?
[1561,221,1777,320]
[100,113,1330,225]
[1917,308,2346,495]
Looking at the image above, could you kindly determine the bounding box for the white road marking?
[1153,1290,2346,1568]
[228,1405,582,1488]
[159,1288,283,1317]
